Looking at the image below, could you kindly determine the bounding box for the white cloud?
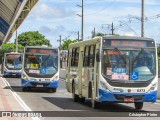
[39,25,66,35]
[29,3,75,21]
[9,0,160,46]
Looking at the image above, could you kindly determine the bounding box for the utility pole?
[111,22,114,35]
[76,0,84,41]
[78,31,80,42]
[16,30,18,53]
[57,35,62,50]
[93,27,96,37]
[141,0,144,37]
[82,0,84,41]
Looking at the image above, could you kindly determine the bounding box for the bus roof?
[69,37,101,48]
[5,52,22,55]
[25,46,58,49]
[68,36,155,48]
[102,36,154,41]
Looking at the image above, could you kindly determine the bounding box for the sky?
[10,0,160,47]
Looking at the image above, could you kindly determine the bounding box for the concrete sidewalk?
[0,77,33,120]
[0,77,25,111]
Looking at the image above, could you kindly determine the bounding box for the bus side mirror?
[96,51,100,62]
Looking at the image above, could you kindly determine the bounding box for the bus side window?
[71,48,75,66]
[89,45,95,67]
[83,46,89,66]
[71,47,79,67]
[67,50,69,67]
[96,50,100,62]
[75,48,79,66]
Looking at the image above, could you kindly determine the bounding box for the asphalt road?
[3,77,160,120]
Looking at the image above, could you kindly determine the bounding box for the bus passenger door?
[81,46,90,98]
[77,49,83,97]
[93,44,100,100]
[66,50,72,92]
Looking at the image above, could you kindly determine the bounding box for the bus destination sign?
[26,48,56,54]
[111,40,146,47]
[103,39,155,48]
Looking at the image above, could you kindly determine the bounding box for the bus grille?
[30,82,50,87]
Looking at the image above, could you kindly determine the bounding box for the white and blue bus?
[21,46,59,92]
[66,36,158,110]
[1,53,23,77]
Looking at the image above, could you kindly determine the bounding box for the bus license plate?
[124,98,134,102]
[37,85,43,87]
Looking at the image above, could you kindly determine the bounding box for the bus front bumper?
[98,89,157,103]
[21,79,58,88]
[4,71,21,76]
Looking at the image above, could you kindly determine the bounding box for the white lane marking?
[1,77,40,120]
[154,99,160,105]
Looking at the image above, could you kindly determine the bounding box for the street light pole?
[16,30,18,53]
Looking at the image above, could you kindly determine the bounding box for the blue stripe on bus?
[4,71,21,76]
[21,79,58,88]
[99,89,157,102]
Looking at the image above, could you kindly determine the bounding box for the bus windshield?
[102,49,156,81]
[24,53,58,78]
[5,54,22,70]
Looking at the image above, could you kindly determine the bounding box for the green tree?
[61,39,77,50]
[95,33,119,37]
[17,31,51,47]
[91,31,119,38]
[1,43,24,53]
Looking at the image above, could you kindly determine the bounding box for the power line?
[84,0,117,16]
[83,0,110,7]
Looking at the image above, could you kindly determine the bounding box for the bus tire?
[52,88,56,92]
[90,84,99,109]
[22,87,27,92]
[91,99,99,109]
[79,97,85,103]
[72,83,79,102]
[88,82,92,98]
[134,102,143,110]
[48,88,54,93]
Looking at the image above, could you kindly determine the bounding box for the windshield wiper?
[41,54,50,66]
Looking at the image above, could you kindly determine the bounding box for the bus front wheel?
[90,86,99,109]
[22,87,31,92]
[52,88,56,92]
[91,99,99,109]
[72,83,79,102]
[48,88,56,93]
[134,102,143,110]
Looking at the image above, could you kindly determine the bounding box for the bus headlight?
[100,81,109,91]
[4,68,8,71]
[52,75,58,81]
[147,84,156,93]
